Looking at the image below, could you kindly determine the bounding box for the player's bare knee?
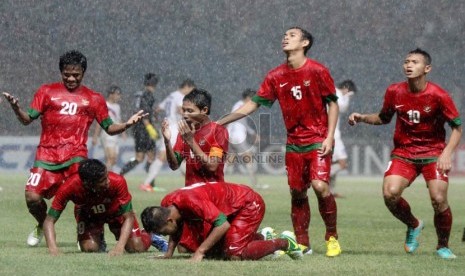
[25,191,42,204]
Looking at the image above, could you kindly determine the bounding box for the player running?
[349,48,462,259]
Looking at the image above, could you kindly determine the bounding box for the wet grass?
[1,173,464,275]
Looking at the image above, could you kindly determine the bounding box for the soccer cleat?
[299,244,313,255]
[326,236,341,257]
[436,247,457,260]
[260,227,277,240]
[151,233,168,252]
[152,186,166,192]
[404,220,424,253]
[27,225,44,246]
[279,231,303,260]
[139,184,154,192]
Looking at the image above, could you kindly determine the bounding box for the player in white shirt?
[92,85,126,171]
[330,80,357,197]
[226,89,267,189]
[139,79,196,192]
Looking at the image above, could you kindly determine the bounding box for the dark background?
[1,0,463,144]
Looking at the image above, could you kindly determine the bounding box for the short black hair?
[59,50,87,73]
[106,85,121,96]
[78,159,106,184]
[337,80,357,93]
[144,73,159,87]
[408,48,432,65]
[183,88,212,115]
[241,89,256,99]
[179,79,195,89]
[140,206,171,234]
[288,26,314,55]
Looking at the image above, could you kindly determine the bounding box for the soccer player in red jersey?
[218,26,341,257]
[349,48,462,259]
[2,50,146,247]
[43,159,153,256]
[141,182,303,261]
[162,88,229,186]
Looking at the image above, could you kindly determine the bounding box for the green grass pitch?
[0,173,464,275]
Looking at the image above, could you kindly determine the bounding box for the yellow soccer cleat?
[326,236,341,257]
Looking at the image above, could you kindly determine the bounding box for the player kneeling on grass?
[43,159,165,256]
[141,182,303,262]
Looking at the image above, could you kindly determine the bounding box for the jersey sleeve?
[440,92,461,127]
[27,85,48,119]
[48,181,76,219]
[172,134,185,164]
[254,74,277,108]
[113,175,133,215]
[209,125,228,159]
[379,87,396,124]
[317,67,337,103]
[94,94,113,130]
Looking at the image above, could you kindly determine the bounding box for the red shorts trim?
[285,151,331,191]
[384,158,448,184]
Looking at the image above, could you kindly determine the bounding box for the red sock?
[140,230,152,251]
[241,239,287,260]
[387,197,418,228]
[434,207,452,249]
[318,194,338,240]
[291,197,310,246]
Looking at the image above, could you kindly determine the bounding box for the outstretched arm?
[217,100,259,126]
[348,112,384,126]
[2,92,33,125]
[106,110,148,135]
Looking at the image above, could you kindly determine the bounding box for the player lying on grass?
[141,182,303,262]
[43,159,165,256]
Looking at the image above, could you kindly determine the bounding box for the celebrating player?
[43,159,157,256]
[218,26,341,257]
[141,182,303,261]
[162,88,228,186]
[2,50,146,247]
[349,48,462,259]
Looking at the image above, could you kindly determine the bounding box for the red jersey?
[161,182,261,226]
[173,121,228,186]
[379,81,461,159]
[28,83,112,167]
[47,172,133,221]
[254,58,337,146]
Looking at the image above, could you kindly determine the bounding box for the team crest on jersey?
[199,139,206,146]
[303,80,311,86]
[82,99,90,106]
[424,106,431,113]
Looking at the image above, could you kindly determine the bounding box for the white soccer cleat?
[260,227,277,240]
[27,225,44,247]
